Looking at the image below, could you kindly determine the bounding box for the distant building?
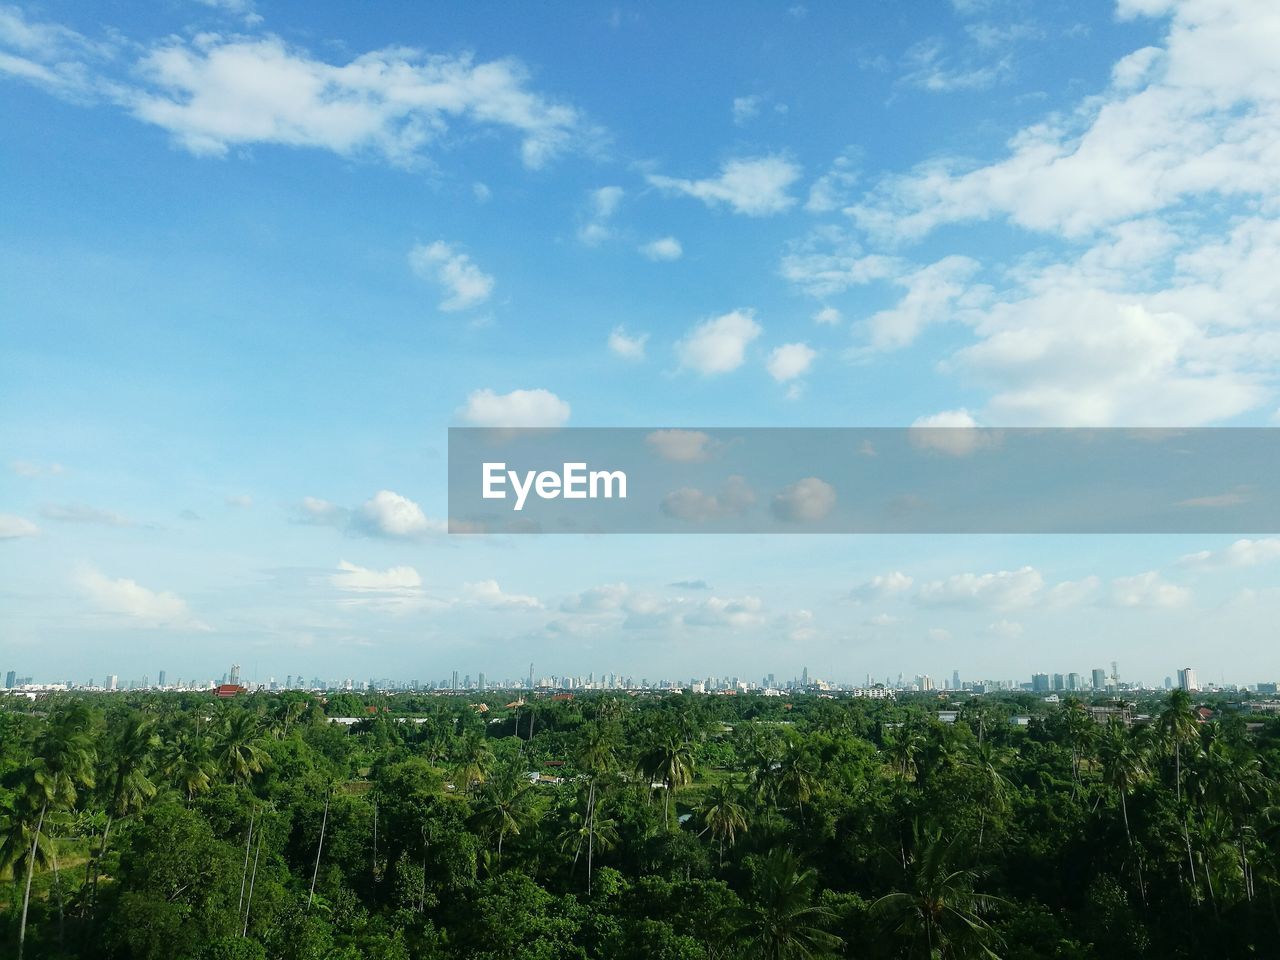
[1177,667,1198,692]
[1052,673,1065,691]
[1091,668,1107,691]
[1067,672,1081,691]
[1032,673,1050,693]
[215,683,243,698]
[4,670,14,689]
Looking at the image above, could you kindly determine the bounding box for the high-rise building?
[451,670,459,691]
[952,669,961,690]
[1067,672,1081,691]
[1091,668,1106,691]
[1052,673,1065,691]
[1032,673,1051,693]
[157,670,166,688]
[229,663,241,685]
[478,672,486,691]
[108,675,118,691]
[1177,667,1198,692]
[801,666,809,686]
[4,670,14,689]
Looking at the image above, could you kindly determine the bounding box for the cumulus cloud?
[225,494,253,508]
[851,571,914,601]
[646,429,719,463]
[779,228,901,298]
[806,148,860,213]
[409,241,494,312]
[639,236,682,261]
[648,156,801,216]
[766,342,817,383]
[331,559,422,594]
[1179,538,1280,568]
[908,409,997,456]
[0,514,39,539]
[916,566,1044,610]
[464,579,542,609]
[1109,570,1189,608]
[862,255,982,350]
[771,477,836,522]
[675,309,762,375]
[459,387,570,427]
[356,490,445,539]
[660,476,756,522]
[608,326,648,360]
[813,306,841,326]
[78,567,211,630]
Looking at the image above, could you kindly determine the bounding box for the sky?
[3,0,1280,687]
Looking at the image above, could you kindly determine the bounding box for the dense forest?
[2,687,1279,959]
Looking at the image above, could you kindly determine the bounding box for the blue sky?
[3,0,1280,687]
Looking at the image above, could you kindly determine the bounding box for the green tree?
[730,847,843,960]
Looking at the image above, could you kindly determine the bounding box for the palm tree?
[558,790,620,882]
[90,713,160,906]
[1157,689,1199,803]
[960,739,1012,850]
[8,706,96,960]
[452,733,494,794]
[774,740,821,818]
[637,730,695,829]
[1098,718,1150,846]
[575,721,619,894]
[164,729,215,802]
[699,783,749,866]
[885,726,925,784]
[215,711,271,785]
[471,764,535,869]
[730,847,843,960]
[871,830,1005,960]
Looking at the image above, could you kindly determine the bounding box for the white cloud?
[766,342,817,382]
[458,387,571,427]
[675,309,762,375]
[908,409,997,456]
[1179,538,1280,568]
[646,429,719,463]
[639,236,682,261]
[331,560,421,593]
[1046,576,1101,608]
[779,228,901,298]
[1109,570,1189,608]
[863,255,982,350]
[806,148,860,213]
[660,476,756,522]
[579,185,624,245]
[464,579,542,609]
[0,514,39,539]
[356,490,445,539]
[685,595,765,628]
[128,36,586,168]
[916,566,1044,610]
[851,571,914,601]
[648,156,801,216]
[926,627,952,642]
[409,241,494,312]
[813,306,841,326]
[78,567,211,630]
[771,477,836,522]
[472,181,491,202]
[608,326,649,360]
[899,37,1011,93]
[225,494,253,508]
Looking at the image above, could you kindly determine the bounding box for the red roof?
[215,684,243,698]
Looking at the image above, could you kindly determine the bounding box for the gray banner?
[447,428,1280,534]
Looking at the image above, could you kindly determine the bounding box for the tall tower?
[528,662,535,689]
[230,663,241,685]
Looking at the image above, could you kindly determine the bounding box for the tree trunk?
[18,802,47,960]
[587,780,596,896]
[51,844,64,949]
[242,824,263,936]
[238,808,255,918]
[308,790,330,910]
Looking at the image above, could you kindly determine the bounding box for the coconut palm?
[1157,689,1200,803]
[637,729,695,829]
[89,713,160,905]
[575,720,619,893]
[698,783,749,866]
[731,847,843,960]
[471,763,535,868]
[452,732,494,794]
[215,711,271,785]
[871,830,1005,960]
[164,729,215,802]
[6,705,96,960]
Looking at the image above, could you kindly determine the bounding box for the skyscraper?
[1091,668,1106,691]
[1032,673,1050,692]
[4,670,14,689]
[158,670,166,688]
[1177,667,1198,692]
